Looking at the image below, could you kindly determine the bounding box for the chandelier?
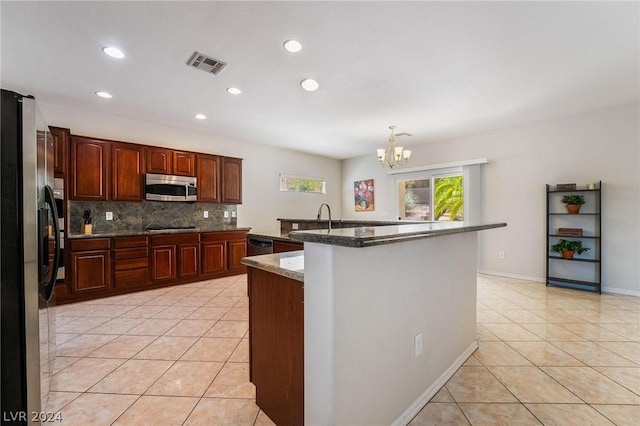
[376,125,411,168]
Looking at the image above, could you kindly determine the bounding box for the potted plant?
[561,194,585,214]
[551,239,590,260]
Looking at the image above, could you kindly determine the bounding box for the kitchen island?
[242,221,506,425]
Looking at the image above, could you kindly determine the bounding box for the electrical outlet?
[106,212,113,221]
[292,223,299,230]
[231,211,236,218]
[414,333,423,358]
[223,211,229,218]
[498,251,505,259]
[203,211,209,218]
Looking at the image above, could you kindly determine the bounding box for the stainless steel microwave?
[145,173,197,202]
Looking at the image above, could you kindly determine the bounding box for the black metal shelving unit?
[546,181,601,293]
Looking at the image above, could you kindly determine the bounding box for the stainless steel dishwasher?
[247,236,274,256]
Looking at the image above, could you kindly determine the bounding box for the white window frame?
[279,173,327,194]
[389,159,486,223]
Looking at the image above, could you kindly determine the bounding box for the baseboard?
[477,270,545,283]
[601,286,640,297]
[391,340,478,426]
[478,270,640,297]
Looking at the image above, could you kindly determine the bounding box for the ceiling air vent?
[187,51,227,75]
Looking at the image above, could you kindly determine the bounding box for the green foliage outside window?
[280,175,326,194]
[434,176,464,221]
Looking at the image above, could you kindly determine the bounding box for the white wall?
[304,232,478,425]
[40,102,342,235]
[341,103,640,295]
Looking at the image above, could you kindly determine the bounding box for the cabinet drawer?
[114,247,148,260]
[115,257,149,271]
[113,236,148,249]
[201,231,248,242]
[151,233,199,245]
[70,238,110,251]
[115,269,149,287]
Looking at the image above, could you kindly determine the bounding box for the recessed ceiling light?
[226,87,242,95]
[194,114,207,120]
[95,91,112,98]
[300,78,319,92]
[283,39,302,53]
[102,46,125,59]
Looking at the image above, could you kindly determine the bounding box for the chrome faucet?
[317,203,332,232]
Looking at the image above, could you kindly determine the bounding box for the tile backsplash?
[69,201,237,234]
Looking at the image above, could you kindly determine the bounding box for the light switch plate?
[231,211,236,218]
[203,211,209,218]
[106,212,113,221]
[224,211,229,218]
[292,223,299,229]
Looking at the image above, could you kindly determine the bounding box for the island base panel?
[248,267,304,426]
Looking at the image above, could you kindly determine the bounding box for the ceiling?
[2,1,638,159]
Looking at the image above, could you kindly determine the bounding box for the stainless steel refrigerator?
[2,89,61,424]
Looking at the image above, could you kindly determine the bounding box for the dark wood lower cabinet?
[113,236,149,289]
[151,245,177,282]
[228,239,248,273]
[248,267,304,426]
[69,238,112,294]
[201,231,247,276]
[178,243,200,278]
[201,241,226,275]
[59,230,248,304]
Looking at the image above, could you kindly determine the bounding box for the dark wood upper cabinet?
[221,157,242,204]
[145,147,195,177]
[196,154,220,202]
[112,142,144,201]
[68,133,240,204]
[70,136,109,201]
[146,147,172,174]
[173,151,196,177]
[50,126,69,178]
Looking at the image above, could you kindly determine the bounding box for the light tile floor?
[47,274,639,425]
[411,275,640,426]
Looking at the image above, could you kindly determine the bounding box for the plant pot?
[561,250,575,260]
[566,204,581,214]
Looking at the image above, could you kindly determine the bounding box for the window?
[398,172,463,221]
[279,174,326,194]
[391,159,486,223]
[399,178,431,220]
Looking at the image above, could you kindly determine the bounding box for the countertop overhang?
[288,222,507,248]
[241,251,304,282]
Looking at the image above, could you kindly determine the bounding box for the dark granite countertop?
[277,218,424,225]
[288,222,507,248]
[241,251,304,282]
[248,231,295,242]
[68,226,252,239]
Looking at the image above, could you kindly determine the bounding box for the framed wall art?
[354,179,374,211]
